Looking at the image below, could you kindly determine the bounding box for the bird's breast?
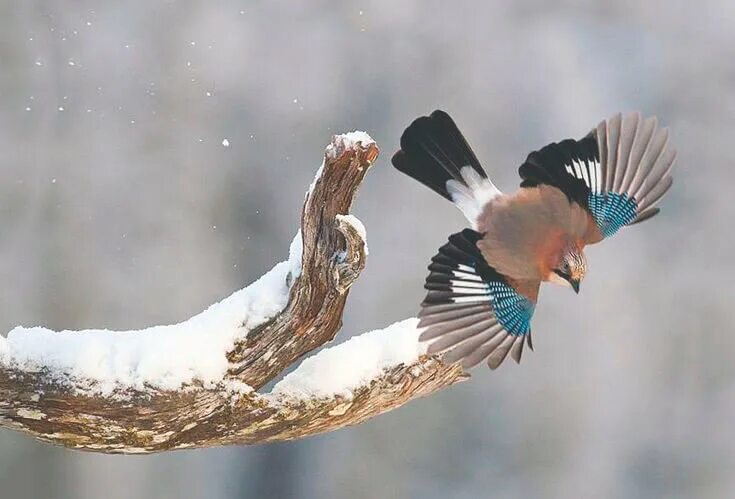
[477,188,575,281]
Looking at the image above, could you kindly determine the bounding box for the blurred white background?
[1,1,734,498]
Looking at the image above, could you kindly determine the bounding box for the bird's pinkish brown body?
[392,110,676,369]
[477,186,597,282]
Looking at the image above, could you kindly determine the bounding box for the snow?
[326,130,374,159]
[288,230,303,279]
[0,232,304,396]
[336,214,367,241]
[335,214,368,255]
[271,318,425,400]
[307,160,324,196]
[310,131,373,195]
[336,130,373,149]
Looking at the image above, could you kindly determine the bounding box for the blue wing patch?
[519,113,676,241]
[419,229,538,369]
[485,281,534,336]
[587,192,639,238]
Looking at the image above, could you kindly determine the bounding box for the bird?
[392,110,676,370]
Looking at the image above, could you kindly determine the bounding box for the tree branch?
[0,133,468,453]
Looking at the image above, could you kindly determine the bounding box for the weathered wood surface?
[0,135,468,454]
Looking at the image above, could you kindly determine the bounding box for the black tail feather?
[392,110,487,201]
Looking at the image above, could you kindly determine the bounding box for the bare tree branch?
[0,133,468,454]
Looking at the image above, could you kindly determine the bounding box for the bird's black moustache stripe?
[553,269,571,280]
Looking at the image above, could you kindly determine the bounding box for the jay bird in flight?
[392,110,676,370]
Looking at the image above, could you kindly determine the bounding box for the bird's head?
[548,242,587,293]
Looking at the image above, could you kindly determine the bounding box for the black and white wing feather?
[518,112,676,240]
[418,229,539,370]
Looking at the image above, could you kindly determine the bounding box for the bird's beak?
[570,278,580,294]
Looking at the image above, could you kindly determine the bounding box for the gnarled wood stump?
[0,133,468,453]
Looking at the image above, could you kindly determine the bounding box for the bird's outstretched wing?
[518,112,676,243]
[418,229,539,370]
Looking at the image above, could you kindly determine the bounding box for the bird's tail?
[392,110,501,226]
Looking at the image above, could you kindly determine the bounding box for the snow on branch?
[0,133,467,454]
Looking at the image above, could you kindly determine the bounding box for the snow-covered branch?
[0,133,467,453]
